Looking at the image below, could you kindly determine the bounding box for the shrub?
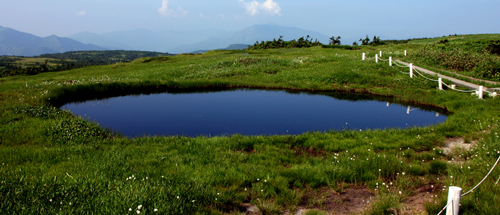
[47,117,107,145]
[409,40,500,80]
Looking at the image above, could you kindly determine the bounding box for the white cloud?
[75,11,86,16]
[238,0,281,16]
[219,13,225,19]
[158,0,188,17]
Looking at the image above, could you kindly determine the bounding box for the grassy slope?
[408,34,500,44]
[403,37,500,82]
[1,45,500,214]
[1,56,65,66]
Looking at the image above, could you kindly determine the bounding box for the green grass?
[1,43,500,214]
[405,39,500,81]
[408,34,500,44]
[14,57,64,65]
[0,56,64,66]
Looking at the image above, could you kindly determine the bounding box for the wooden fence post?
[375,54,378,63]
[389,57,392,66]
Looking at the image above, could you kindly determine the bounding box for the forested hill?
[0,50,173,77]
[40,50,173,64]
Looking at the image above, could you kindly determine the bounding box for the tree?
[359,35,370,45]
[329,36,342,45]
[370,36,381,46]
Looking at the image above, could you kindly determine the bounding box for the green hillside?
[1,50,172,77]
[1,36,499,214]
[408,33,500,44]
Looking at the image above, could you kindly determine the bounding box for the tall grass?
[408,40,500,81]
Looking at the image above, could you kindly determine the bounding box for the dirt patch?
[399,183,443,215]
[241,183,446,215]
[241,148,256,153]
[443,137,474,155]
[293,146,326,157]
[241,203,260,215]
[296,186,375,215]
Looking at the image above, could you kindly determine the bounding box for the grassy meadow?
[1,41,500,214]
[408,34,500,44]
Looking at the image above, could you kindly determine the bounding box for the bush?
[321,45,356,50]
[247,36,322,50]
[474,60,500,78]
[485,40,500,55]
[47,117,107,145]
[409,40,500,80]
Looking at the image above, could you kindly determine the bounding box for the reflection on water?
[61,88,448,137]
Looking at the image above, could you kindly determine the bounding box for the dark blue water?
[61,88,447,137]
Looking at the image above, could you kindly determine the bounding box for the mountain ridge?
[0,26,107,56]
[68,24,333,54]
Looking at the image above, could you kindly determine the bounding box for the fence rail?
[362,52,498,99]
[363,51,500,215]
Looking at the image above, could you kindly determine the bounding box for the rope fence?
[363,51,500,215]
[437,198,454,215]
[397,70,411,75]
[435,155,500,215]
[393,61,409,68]
[413,67,439,82]
[461,155,500,197]
[441,82,476,93]
[362,51,498,99]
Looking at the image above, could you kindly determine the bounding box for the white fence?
[363,51,500,215]
[437,155,500,215]
[362,52,498,99]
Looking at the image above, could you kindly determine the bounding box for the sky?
[1,0,499,40]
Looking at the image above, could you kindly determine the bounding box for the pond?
[61,88,448,137]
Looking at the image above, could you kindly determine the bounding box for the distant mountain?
[224,44,250,50]
[69,28,234,53]
[170,24,331,53]
[189,44,251,54]
[0,26,107,56]
[68,32,132,50]
[68,24,332,54]
[100,29,170,52]
[170,37,228,54]
[226,24,330,45]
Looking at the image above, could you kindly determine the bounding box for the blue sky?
[1,0,499,40]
